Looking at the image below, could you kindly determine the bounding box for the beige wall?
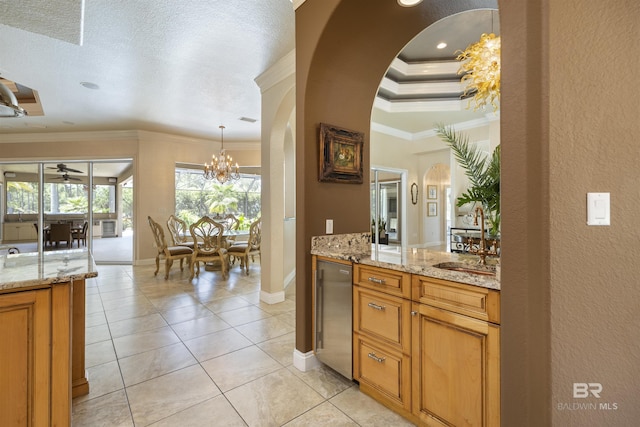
[0,130,261,263]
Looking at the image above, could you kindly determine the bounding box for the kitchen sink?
[433,262,496,277]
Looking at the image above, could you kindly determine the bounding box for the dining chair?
[189,216,228,280]
[227,217,261,275]
[148,216,193,279]
[49,223,72,247]
[72,221,89,247]
[33,223,50,246]
[220,214,240,248]
[166,214,195,248]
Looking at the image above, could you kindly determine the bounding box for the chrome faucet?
[470,206,496,265]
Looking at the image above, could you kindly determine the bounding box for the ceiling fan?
[47,163,83,174]
[53,173,81,182]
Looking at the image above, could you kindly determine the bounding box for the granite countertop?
[311,233,500,291]
[0,249,98,292]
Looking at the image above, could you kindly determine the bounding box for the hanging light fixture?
[0,80,26,117]
[203,125,240,184]
[457,33,501,112]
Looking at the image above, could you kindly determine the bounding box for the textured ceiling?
[0,2,498,144]
[0,0,295,141]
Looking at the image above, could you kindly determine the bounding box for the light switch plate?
[326,219,333,234]
[587,192,610,226]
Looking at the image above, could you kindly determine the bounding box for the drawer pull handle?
[367,302,386,311]
[368,352,386,363]
[367,277,386,285]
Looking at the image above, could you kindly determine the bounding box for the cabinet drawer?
[412,275,500,324]
[353,287,411,353]
[354,334,411,412]
[354,264,411,298]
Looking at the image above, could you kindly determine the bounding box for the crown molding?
[255,49,295,93]
[371,116,493,141]
[292,0,306,11]
[0,129,139,144]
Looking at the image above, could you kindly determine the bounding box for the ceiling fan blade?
[64,167,83,174]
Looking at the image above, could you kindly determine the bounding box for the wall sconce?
[411,182,418,205]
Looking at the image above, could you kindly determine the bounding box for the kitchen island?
[0,249,97,426]
[311,233,500,426]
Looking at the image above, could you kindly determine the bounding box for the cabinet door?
[412,303,500,427]
[0,289,51,427]
[3,224,20,241]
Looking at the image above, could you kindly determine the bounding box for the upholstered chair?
[227,218,261,275]
[148,216,193,279]
[188,216,228,280]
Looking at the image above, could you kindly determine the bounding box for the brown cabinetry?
[353,264,501,426]
[353,264,412,414]
[0,283,71,426]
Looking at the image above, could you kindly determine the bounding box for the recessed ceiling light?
[80,81,99,90]
[397,0,423,6]
[437,42,447,49]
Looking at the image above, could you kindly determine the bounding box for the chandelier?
[203,125,240,184]
[457,33,501,112]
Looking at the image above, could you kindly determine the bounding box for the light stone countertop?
[311,233,500,291]
[0,249,98,292]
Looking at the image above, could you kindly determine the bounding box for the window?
[175,167,261,229]
[6,180,39,214]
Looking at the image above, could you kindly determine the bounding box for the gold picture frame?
[427,202,437,217]
[318,123,363,184]
[427,185,437,199]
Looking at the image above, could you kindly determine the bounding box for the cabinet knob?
[411,311,418,316]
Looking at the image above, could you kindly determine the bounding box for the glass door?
[371,167,405,254]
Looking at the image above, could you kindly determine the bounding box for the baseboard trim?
[260,290,285,305]
[292,349,320,372]
[283,270,296,289]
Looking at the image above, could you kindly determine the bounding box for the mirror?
[370,8,500,253]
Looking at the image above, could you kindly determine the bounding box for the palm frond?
[435,123,501,234]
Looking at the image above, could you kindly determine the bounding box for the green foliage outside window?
[6,181,116,214]
[175,168,261,229]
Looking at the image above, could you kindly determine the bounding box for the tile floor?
[72,262,415,426]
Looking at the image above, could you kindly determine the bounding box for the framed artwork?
[318,123,364,184]
[427,185,437,199]
[427,202,437,217]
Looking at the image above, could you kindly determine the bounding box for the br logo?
[573,383,602,398]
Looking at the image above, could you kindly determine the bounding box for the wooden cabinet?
[352,264,413,415]
[2,223,37,242]
[0,284,72,426]
[411,275,500,427]
[411,302,500,426]
[353,264,501,426]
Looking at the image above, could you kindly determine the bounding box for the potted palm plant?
[371,217,388,244]
[435,123,500,236]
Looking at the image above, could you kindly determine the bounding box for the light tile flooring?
[73,262,415,426]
